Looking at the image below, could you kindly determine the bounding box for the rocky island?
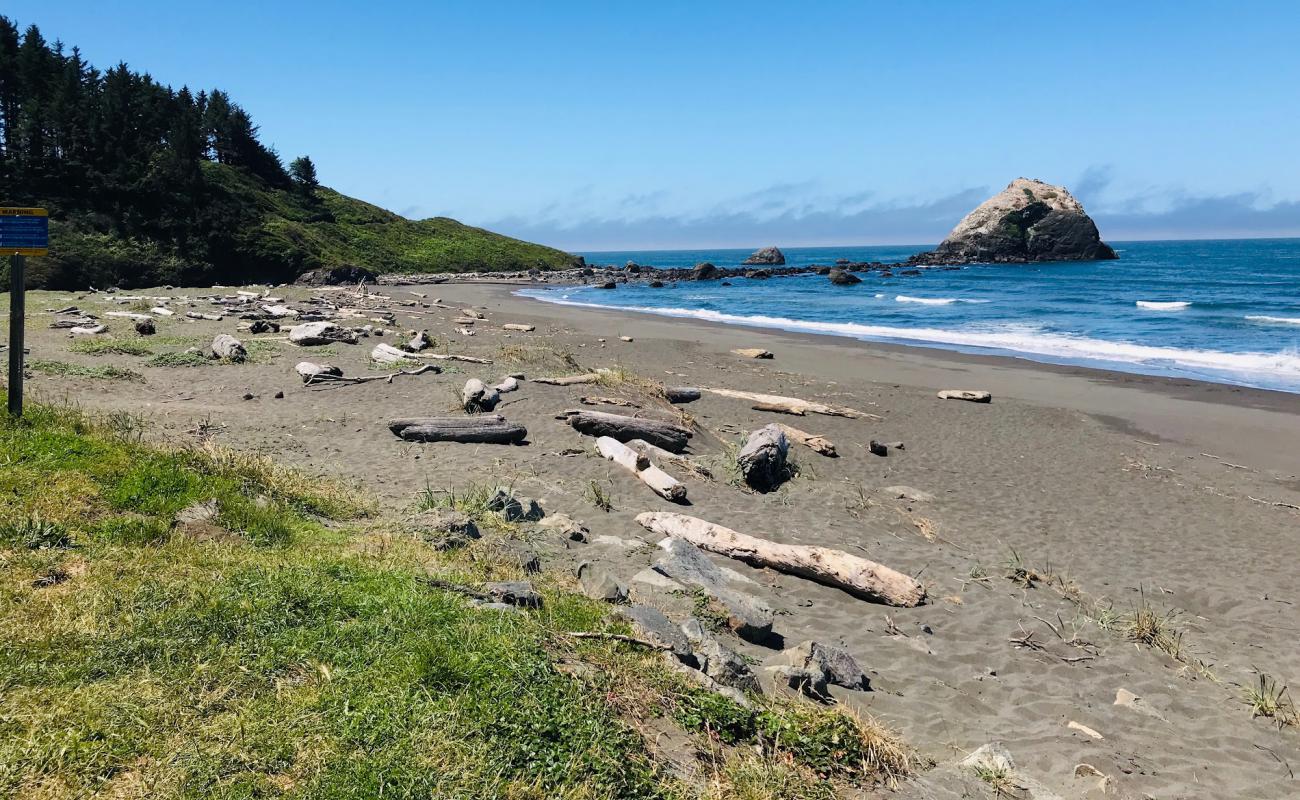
[909,178,1117,265]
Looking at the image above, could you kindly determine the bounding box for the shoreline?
[486,282,1300,476]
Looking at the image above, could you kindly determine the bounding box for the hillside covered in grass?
[0,17,579,290]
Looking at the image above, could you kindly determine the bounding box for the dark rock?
[868,440,889,457]
[248,319,279,334]
[664,387,701,404]
[597,280,616,289]
[625,261,641,273]
[691,262,721,281]
[694,633,760,693]
[648,280,665,288]
[274,390,284,399]
[653,538,773,643]
[745,269,772,279]
[776,640,870,690]
[134,318,155,335]
[828,268,862,286]
[618,605,695,663]
[742,246,786,266]
[909,178,1118,265]
[408,508,480,550]
[484,581,542,608]
[295,265,378,286]
[577,562,628,603]
[487,487,544,522]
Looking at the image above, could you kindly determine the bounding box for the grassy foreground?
[0,403,915,799]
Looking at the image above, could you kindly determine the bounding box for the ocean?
[516,239,1300,394]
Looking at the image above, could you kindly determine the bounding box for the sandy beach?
[14,279,1300,798]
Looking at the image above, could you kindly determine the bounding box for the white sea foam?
[518,291,1300,389]
[1136,300,1191,310]
[895,295,988,305]
[1246,315,1300,326]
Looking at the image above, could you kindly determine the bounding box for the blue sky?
[21,1,1300,249]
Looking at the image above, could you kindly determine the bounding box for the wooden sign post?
[1,208,50,417]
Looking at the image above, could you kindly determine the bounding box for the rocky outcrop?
[909,178,1117,265]
[828,268,861,285]
[742,246,785,265]
[295,265,379,286]
[691,262,721,280]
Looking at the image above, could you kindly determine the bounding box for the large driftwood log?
[937,389,992,403]
[699,387,878,420]
[389,415,527,444]
[737,424,789,492]
[635,512,925,607]
[563,409,692,453]
[373,342,493,365]
[533,372,604,386]
[596,436,687,502]
[775,424,836,457]
[627,439,714,480]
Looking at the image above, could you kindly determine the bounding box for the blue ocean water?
[517,240,1300,393]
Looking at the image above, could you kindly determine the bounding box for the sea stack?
[742,246,786,265]
[910,178,1117,265]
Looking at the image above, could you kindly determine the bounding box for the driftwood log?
[699,387,877,420]
[389,415,527,444]
[596,436,687,502]
[534,372,604,386]
[736,424,789,492]
[373,342,493,365]
[563,409,692,453]
[502,323,535,332]
[635,512,925,607]
[775,424,836,457]
[732,348,774,359]
[938,389,992,403]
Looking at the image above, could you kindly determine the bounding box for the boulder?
[294,265,378,286]
[773,640,869,690]
[133,318,156,335]
[742,246,786,266]
[828,268,861,285]
[691,262,721,281]
[576,562,628,603]
[487,487,543,522]
[462,379,501,413]
[289,321,357,346]
[910,178,1118,265]
[484,581,543,608]
[210,334,247,362]
[617,605,694,662]
[653,538,773,642]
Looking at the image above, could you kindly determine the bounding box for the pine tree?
[289,155,319,196]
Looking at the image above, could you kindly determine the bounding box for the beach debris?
[579,395,641,408]
[460,308,485,319]
[289,321,357,346]
[389,415,528,444]
[772,640,869,691]
[616,605,693,661]
[295,361,343,382]
[453,317,478,325]
[502,323,535,332]
[868,440,890,457]
[938,389,993,403]
[736,424,789,492]
[106,311,153,321]
[134,318,156,335]
[405,329,433,352]
[372,342,492,365]
[248,320,279,334]
[533,372,604,386]
[664,387,701,404]
[1067,720,1104,740]
[538,513,589,542]
[1113,688,1167,721]
[596,436,687,502]
[69,324,108,335]
[210,334,247,362]
[462,378,501,413]
[731,347,773,359]
[880,485,935,502]
[635,512,925,606]
[775,423,836,457]
[494,376,520,393]
[482,581,542,608]
[577,562,628,603]
[261,304,298,319]
[562,409,692,453]
[698,386,876,419]
[409,508,480,551]
[486,487,544,522]
[618,335,633,342]
[186,311,223,321]
[653,538,772,642]
[151,306,174,316]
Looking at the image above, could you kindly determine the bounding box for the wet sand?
[12,280,1300,798]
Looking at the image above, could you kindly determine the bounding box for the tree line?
[0,16,324,287]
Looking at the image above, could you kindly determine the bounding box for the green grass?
[27,359,145,382]
[67,338,155,357]
[0,402,916,798]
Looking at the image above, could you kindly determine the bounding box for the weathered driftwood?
[751,401,805,416]
[664,387,701,404]
[502,323,535,332]
[462,378,501,413]
[938,389,992,403]
[775,424,836,457]
[210,334,247,362]
[732,348,774,359]
[580,396,641,408]
[295,361,343,382]
[596,436,687,502]
[635,512,925,607]
[406,330,433,352]
[389,415,527,444]
[563,409,692,453]
[495,376,520,393]
[372,342,492,365]
[627,439,714,480]
[186,311,222,321]
[533,372,604,386]
[305,364,439,386]
[460,308,485,319]
[699,387,876,420]
[289,321,357,346]
[736,424,789,492]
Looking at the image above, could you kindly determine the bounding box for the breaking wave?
[1136,300,1192,310]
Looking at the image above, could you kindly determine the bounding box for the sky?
[19,1,1300,250]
